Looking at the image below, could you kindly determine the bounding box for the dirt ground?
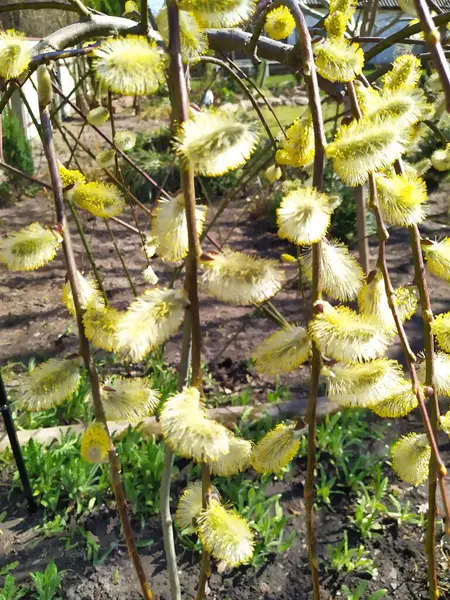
[1,428,448,600]
[1,117,450,599]
[2,117,450,373]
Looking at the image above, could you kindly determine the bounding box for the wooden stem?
[166,0,206,597]
[279,2,326,599]
[39,90,152,600]
[67,198,109,304]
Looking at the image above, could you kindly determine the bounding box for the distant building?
[290,0,450,64]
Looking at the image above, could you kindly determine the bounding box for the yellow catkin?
[174,109,259,177]
[0,223,62,272]
[252,325,310,375]
[81,423,110,464]
[391,433,430,485]
[252,423,301,474]
[277,187,332,246]
[200,249,284,305]
[309,301,389,362]
[197,500,254,566]
[265,7,295,40]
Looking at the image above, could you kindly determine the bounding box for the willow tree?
[1,1,450,599]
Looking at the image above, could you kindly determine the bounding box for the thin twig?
[198,56,283,166]
[347,83,369,274]
[278,2,326,600]
[38,77,152,600]
[225,56,288,139]
[160,318,192,600]
[248,1,272,61]
[67,198,109,304]
[50,70,90,119]
[202,150,274,240]
[0,160,138,237]
[408,225,440,599]
[52,83,171,200]
[104,219,138,297]
[141,0,149,35]
[364,10,450,62]
[196,463,212,600]
[68,0,91,17]
[31,44,98,68]
[107,91,150,266]
[18,88,42,138]
[347,90,450,549]
[59,123,152,216]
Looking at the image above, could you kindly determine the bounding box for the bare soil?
[1,431,449,600]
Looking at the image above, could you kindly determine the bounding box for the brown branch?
[167,0,205,597]
[51,83,171,201]
[347,85,450,565]
[277,2,326,600]
[104,219,137,296]
[38,76,152,600]
[31,44,99,68]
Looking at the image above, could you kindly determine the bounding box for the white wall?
[9,40,78,141]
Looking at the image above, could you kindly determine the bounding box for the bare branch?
[364,9,450,61]
[67,0,91,17]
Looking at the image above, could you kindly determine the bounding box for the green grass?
[262,73,297,89]
[6,429,165,521]
[0,561,63,600]
[0,354,427,583]
[259,100,342,136]
[259,105,304,133]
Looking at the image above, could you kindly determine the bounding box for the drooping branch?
[51,83,170,201]
[276,2,326,599]
[38,69,153,600]
[225,56,287,138]
[347,83,450,548]
[364,9,450,61]
[198,56,283,164]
